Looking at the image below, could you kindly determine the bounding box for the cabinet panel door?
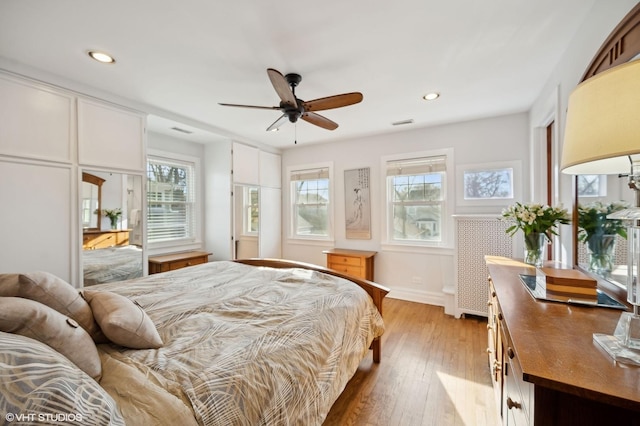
[78,98,145,171]
[233,142,260,185]
[0,160,73,282]
[0,75,74,163]
[259,151,281,188]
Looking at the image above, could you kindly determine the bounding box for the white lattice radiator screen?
[455,215,514,318]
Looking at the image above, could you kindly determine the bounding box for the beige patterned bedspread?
[92,261,385,425]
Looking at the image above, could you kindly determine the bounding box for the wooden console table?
[485,256,640,425]
[323,248,376,281]
[148,251,211,274]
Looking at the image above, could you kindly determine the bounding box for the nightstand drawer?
[169,256,207,270]
[328,263,362,276]
[328,255,362,267]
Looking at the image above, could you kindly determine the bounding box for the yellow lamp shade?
[561,59,640,175]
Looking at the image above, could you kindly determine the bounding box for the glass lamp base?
[614,311,640,350]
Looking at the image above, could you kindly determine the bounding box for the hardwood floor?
[324,298,499,426]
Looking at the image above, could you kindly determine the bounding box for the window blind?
[386,155,447,176]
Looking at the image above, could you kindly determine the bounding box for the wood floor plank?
[324,298,499,426]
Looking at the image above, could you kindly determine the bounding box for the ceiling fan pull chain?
[294,123,297,144]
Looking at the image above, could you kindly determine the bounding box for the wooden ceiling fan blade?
[267,68,297,108]
[303,92,363,112]
[219,102,281,110]
[266,114,288,132]
[302,112,338,130]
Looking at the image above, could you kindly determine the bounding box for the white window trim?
[380,148,454,250]
[286,161,334,242]
[147,148,202,252]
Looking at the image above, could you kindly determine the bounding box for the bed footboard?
[233,258,390,363]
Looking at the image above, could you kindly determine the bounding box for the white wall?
[281,112,529,304]
[530,0,639,265]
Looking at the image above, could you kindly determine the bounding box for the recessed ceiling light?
[423,92,440,101]
[87,51,115,64]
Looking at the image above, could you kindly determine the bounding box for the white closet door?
[232,142,259,185]
[0,160,73,282]
[259,187,281,258]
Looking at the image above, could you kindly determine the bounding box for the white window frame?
[287,162,334,242]
[381,148,454,251]
[146,149,201,250]
[242,185,259,236]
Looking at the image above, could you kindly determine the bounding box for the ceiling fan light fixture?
[423,92,440,101]
[87,50,115,64]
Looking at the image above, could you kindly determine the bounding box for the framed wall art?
[344,167,371,239]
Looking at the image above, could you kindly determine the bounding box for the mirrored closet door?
[233,184,259,259]
[81,170,144,285]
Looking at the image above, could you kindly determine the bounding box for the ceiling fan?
[219,68,363,132]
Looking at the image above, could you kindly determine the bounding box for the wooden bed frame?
[234,258,390,363]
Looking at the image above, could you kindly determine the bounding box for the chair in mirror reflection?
[81,171,144,286]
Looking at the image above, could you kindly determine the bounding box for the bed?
[82,245,143,286]
[0,259,388,425]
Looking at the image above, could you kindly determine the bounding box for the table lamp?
[561,59,640,349]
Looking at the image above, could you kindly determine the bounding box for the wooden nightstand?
[323,248,376,281]
[148,251,212,274]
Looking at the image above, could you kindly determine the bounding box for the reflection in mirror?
[576,174,633,288]
[81,172,104,230]
[82,170,144,286]
[233,185,259,259]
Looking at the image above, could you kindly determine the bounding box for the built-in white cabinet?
[0,75,74,163]
[78,98,146,171]
[231,143,282,259]
[0,72,146,286]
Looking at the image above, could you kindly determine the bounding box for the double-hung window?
[147,153,198,245]
[385,153,449,245]
[243,186,259,235]
[290,166,331,239]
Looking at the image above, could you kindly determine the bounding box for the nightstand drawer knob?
[507,397,521,410]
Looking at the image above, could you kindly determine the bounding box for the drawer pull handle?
[507,347,515,359]
[506,397,521,410]
[491,360,501,375]
[486,348,493,354]
[497,312,503,321]
[487,300,492,307]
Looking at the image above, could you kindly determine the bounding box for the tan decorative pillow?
[0,272,102,340]
[83,291,163,349]
[0,297,102,380]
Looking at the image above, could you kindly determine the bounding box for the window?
[290,166,331,238]
[385,154,448,245]
[147,153,197,245]
[577,174,607,197]
[243,186,259,235]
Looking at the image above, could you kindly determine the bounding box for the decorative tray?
[518,274,627,310]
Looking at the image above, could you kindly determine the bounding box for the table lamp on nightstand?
[561,59,640,349]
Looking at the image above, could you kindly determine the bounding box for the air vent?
[392,119,414,126]
[171,126,193,134]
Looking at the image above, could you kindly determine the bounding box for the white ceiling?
[0,0,597,149]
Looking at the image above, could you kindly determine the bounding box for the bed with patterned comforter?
[0,260,387,425]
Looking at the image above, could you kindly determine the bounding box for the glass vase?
[109,217,118,230]
[587,234,616,277]
[523,232,546,267]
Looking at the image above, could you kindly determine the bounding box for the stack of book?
[535,267,597,303]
